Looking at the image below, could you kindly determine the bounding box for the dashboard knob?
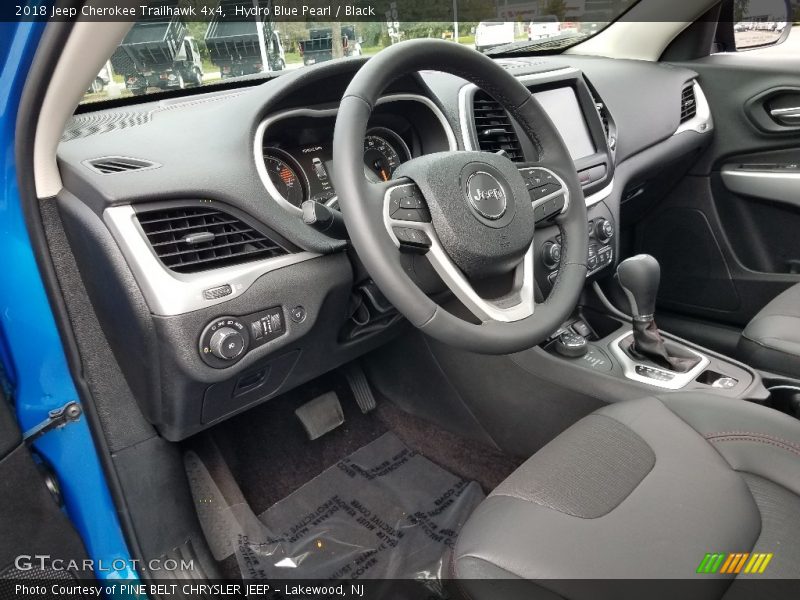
[209,327,246,360]
[595,218,614,242]
[542,241,562,270]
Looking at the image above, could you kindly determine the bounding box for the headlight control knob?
[209,327,246,360]
[200,317,249,367]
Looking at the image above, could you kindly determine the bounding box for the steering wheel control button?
[399,195,424,209]
[290,306,307,323]
[389,186,431,223]
[465,171,508,220]
[392,227,432,253]
[554,330,589,358]
[202,284,233,301]
[534,195,566,224]
[531,182,561,200]
[210,327,246,361]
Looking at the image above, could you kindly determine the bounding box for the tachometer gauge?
[364,128,411,182]
[263,151,306,208]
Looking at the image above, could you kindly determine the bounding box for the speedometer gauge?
[264,151,306,208]
[364,128,411,182]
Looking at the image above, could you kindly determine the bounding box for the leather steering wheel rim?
[332,39,588,355]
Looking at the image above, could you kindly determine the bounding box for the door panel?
[634,39,800,327]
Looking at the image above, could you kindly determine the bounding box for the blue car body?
[0,20,136,581]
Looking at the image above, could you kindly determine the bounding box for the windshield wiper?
[485,34,589,56]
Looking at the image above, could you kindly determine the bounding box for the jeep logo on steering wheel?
[466,171,508,220]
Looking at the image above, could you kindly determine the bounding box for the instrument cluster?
[263,126,412,210]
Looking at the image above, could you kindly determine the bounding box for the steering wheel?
[332,39,588,355]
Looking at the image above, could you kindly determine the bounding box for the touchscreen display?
[533,87,596,161]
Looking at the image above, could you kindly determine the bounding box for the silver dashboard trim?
[104,205,320,316]
[254,93,458,216]
[609,331,710,391]
[674,80,714,136]
[584,177,614,207]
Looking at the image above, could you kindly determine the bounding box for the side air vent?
[472,90,524,161]
[680,84,697,123]
[585,80,613,147]
[85,156,159,174]
[137,206,287,273]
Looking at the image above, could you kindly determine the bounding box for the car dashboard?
[56,54,713,440]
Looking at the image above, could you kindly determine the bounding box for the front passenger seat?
[454,393,800,597]
[738,282,800,379]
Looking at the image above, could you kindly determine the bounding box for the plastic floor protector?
[186,432,485,590]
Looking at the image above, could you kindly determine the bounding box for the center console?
[543,311,763,398]
[539,254,769,400]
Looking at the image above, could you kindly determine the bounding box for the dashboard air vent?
[137,206,287,273]
[85,156,158,174]
[680,84,697,123]
[472,90,524,161]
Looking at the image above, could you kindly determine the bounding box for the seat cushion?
[453,394,800,599]
[739,283,800,378]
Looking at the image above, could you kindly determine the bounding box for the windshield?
[80,0,639,105]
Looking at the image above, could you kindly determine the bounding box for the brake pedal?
[345,362,377,414]
[295,392,344,440]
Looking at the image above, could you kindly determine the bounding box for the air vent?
[595,101,611,141]
[85,156,158,174]
[585,80,612,146]
[137,206,287,273]
[680,84,697,123]
[472,90,524,161]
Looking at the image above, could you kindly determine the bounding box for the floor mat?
[186,432,484,585]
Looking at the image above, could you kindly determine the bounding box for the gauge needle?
[380,168,389,181]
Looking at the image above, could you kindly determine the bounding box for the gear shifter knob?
[617,254,660,321]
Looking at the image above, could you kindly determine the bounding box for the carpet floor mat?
[186,432,485,586]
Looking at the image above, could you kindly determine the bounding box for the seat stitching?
[704,431,800,449]
[705,433,800,457]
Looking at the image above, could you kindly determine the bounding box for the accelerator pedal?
[295,392,344,440]
[345,362,377,414]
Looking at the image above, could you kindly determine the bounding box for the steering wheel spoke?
[517,165,571,225]
[382,181,535,323]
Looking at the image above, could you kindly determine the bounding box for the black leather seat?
[453,393,800,598]
[739,283,800,379]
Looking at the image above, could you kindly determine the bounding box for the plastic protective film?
[186,432,484,595]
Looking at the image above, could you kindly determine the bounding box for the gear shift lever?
[616,254,700,373]
[617,254,660,322]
